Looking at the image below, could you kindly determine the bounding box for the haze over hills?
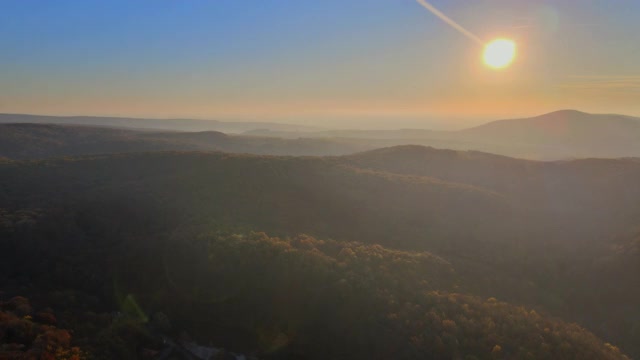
[3,110,640,160]
[0,123,370,159]
[0,113,321,134]
[459,110,640,140]
[248,110,640,159]
[455,110,640,157]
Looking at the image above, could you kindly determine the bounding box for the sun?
[483,39,516,69]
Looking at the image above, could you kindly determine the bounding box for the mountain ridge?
[0,113,321,133]
[3,110,640,159]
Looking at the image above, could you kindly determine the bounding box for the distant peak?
[544,109,588,116]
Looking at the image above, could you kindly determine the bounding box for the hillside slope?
[0,149,638,357]
[0,123,368,159]
[0,151,514,251]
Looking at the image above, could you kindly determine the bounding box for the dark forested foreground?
[1,148,639,359]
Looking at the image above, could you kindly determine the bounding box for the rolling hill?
[4,110,640,160]
[1,148,639,357]
[248,110,640,159]
[0,113,320,133]
[459,110,640,143]
[0,123,369,159]
[455,110,640,158]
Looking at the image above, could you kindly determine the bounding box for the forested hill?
[0,151,513,250]
[0,123,369,159]
[0,148,639,358]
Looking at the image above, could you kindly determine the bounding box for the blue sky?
[1,0,639,128]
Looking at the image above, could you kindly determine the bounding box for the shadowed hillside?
[0,149,639,357]
[347,145,640,240]
[0,151,515,251]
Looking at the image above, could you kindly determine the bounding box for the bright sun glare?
[483,39,516,69]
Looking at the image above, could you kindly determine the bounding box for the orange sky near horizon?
[1,1,639,129]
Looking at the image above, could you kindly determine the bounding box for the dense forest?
[0,147,638,359]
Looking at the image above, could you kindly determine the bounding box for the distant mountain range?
[0,123,369,159]
[0,113,320,133]
[1,110,640,159]
[248,110,640,159]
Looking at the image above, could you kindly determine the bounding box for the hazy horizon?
[3,108,639,132]
[0,110,502,131]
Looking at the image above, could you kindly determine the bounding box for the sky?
[1,0,639,129]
